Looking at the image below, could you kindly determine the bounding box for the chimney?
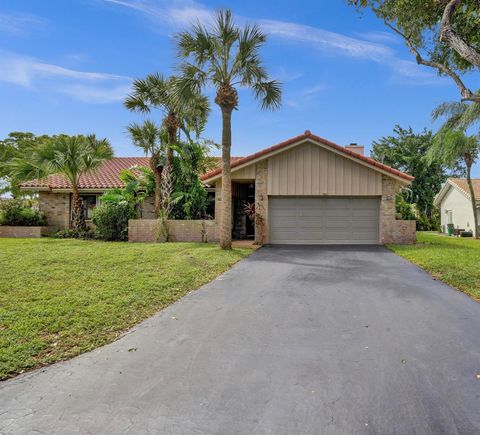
[345,143,364,156]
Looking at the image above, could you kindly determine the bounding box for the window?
[71,195,98,221]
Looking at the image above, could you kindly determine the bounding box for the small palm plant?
[175,9,282,249]
[10,135,113,232]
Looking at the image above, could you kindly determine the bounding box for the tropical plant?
[100,167,155,217]
[171,140,215,220]
[127,120,164,217]
[350,0,480,103]
[175,9,282,249]
[124,74,209,219]
[371,126,461,230]
[428,130,479,237]
[9,135,113,232]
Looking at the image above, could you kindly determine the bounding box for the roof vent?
[345,143,364,156]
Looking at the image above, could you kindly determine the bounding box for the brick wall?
[380,176,416,244]
[38,192,70,228]
[129,219,219,243]
[0,226,56,238]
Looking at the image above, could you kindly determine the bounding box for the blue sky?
[1,0,478,173]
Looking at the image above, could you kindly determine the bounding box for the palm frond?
[253,80,282,110]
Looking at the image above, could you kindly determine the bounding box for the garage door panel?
[269,196,379,244]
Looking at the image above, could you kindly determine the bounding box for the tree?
[371,126,456,229]
[124,74,209,219]
[430,102,480,237]
[127,120,164,216]
[350,0,480,103]
[9,135,113,232]
[175,9,282,249]
[0,132,47,197]
[428,130,479,237]
[171,140,216,220]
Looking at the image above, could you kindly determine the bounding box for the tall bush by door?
[175,9,282,249]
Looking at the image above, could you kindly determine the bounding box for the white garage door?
[269,196,379,244]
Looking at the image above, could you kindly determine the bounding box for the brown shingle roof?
[20,157,151,190]
[201,131,414,182]
[449,178,480,200]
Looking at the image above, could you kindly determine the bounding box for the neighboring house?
[20,157,155,228]
[201,131,415,245]
[434,178,480,236]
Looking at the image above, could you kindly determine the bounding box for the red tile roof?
[20,157,151,190]
[449,178,480,200]
[201,131,414,182]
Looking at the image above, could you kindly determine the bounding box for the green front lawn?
[389,232,480,301]
[0,238,250,379]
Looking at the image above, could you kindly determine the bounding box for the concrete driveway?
[1,245,480,434]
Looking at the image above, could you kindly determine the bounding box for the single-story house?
[434,178,480,237]
[201,131,415,245]
[21,131,415,244]
[20,157,156,228]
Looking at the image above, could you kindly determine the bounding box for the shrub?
[0,199,46,226]
[52,228,94,239]
[92,202,135,241]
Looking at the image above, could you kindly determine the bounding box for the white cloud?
[260,20,393,62]
[0,50,132,103]
[103,0,214,28]
[101,0,440,85]
[0,12,46,36]
[301,83,327,97]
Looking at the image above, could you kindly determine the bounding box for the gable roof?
[200,131,414,183]
[434,178,480,206]
[20,157,151,191]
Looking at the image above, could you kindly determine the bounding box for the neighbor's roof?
[434,178,480,205]
[20,157,151,190]
[200,131,414,183]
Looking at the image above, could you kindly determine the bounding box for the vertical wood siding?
[267,141,382,196]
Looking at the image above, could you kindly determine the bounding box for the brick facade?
[38,192,70,228]
[129,219,219,243]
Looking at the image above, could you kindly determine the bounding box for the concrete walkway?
[1,245,480,434]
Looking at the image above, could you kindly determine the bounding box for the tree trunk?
[71,184,86,232]
[151,156,162,217]
[440,0,480,69]
[465,159,479,238]
[161,124,177,220]
[220,107,233,249]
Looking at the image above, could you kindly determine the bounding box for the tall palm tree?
[175,9,282,249]
[432,101,480,237]
[10,135,113,231]
[124,74,209,219]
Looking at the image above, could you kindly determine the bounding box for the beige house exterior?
[434,178,480,237]
[202,131,415,245]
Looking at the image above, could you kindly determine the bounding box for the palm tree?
[428,130,479,237]
[127,120,164,216]
[175,9,282,249]
[432,101,480,237]
[124,74,209,219]
[10,135,113,231]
